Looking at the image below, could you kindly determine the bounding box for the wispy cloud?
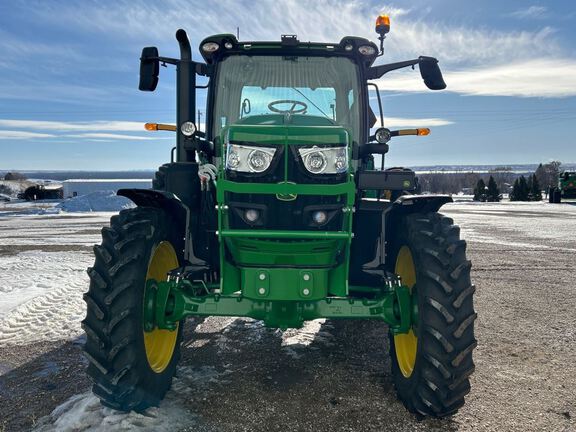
[0,120,164,141]
[0,120,145,132]
[2,0,575,113]
[22,0,563,66]
[17,0,568,100]
[0,131,56,139]
[376,117,453,128]
[509,6,548,20]
[374,58,576,98]
[67,133,155,140]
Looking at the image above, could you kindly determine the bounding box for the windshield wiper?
[291,87,330,119]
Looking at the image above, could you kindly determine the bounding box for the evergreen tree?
[473,179,487,202]
[510,178,520,201]
[535,163,546,189]
[486,176,501,202]
[511,176,530,201]
[529,174,542,201]
[518,176,529,201]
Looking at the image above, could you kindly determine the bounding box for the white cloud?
[380,117,453,128]
[373,58,576,98]
[26,0,563,66]
[0,120,146,132]
[0,130,55,139]
[0,120,171,141]
[67,133,156,140]
[5,0,575,103]
[509,6,548,19]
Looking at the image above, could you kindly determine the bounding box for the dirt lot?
[0,201,575,431]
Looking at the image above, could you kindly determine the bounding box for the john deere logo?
[403,180,411,188]
[276,181,297,201]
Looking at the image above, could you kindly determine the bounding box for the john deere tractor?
[549,171,576,203]
[83,15,476,417]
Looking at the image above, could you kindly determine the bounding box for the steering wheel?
[268,99,308,114]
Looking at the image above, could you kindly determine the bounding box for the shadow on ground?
[0,319,458,432]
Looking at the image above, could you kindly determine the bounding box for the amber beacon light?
[375,14,390,35]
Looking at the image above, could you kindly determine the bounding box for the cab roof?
[198,34,380,68]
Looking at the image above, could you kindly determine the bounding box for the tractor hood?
[227,114,350,147]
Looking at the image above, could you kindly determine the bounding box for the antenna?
[237,27,240,39]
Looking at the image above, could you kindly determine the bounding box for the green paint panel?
[226,237,343,266]
[227,125,286,144]
[241,267,329,301]
[217,179,355,200]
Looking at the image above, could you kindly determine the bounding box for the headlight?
[225,144,276,173]
[358,45,376,56]
[180,121,196,137]
[298,146,348,174]
[202,42,220,53]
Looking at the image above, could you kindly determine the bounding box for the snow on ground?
[0,250,90,346]
[0,207,111,346]
[444,200,576,252]
[33,365,230,431]
[2,198,575,430]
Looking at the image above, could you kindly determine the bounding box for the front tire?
[388,212,477,417]
[83,207,184,411]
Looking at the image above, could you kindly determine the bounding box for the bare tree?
[4,172,27,181]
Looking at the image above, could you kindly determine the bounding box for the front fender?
[386,194,453,216]
[117,188,189,230]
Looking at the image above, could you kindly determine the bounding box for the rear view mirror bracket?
[366,56,446,91]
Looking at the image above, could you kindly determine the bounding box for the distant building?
[62,179,152,199]
[19,184,63,201]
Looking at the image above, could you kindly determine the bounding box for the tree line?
[418,161,562,201]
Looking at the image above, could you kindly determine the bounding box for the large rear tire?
[83,207,184,412]
[388,212,476,417]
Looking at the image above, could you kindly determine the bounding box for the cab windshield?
[212,55,361,143]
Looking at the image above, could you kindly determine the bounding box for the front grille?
[227,192,345,231]
[225,143,349,232]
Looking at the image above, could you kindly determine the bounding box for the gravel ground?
[0,201,575,432]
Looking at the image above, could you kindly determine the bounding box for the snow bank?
[33,392,195,432]
[56,191,135,212]
[32,365,231,431]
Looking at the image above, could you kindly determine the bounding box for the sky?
[0,0,575,170]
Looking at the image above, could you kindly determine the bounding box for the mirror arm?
[141,56,210,75]
[366,56,440,80]
[155,56,179,65]
[366,58,421,80]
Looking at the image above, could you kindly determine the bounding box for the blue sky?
[0,0,575,170]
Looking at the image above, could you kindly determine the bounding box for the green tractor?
[83,15,476,417]
[549,171,576,203]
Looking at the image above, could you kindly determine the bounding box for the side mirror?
[419,56,446,90]
[139,47,159,91]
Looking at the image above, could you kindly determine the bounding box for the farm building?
[62,179,152,198]
[19,184,63,201]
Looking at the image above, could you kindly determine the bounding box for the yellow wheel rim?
[394,245,418,378]
[143,241,179,373]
